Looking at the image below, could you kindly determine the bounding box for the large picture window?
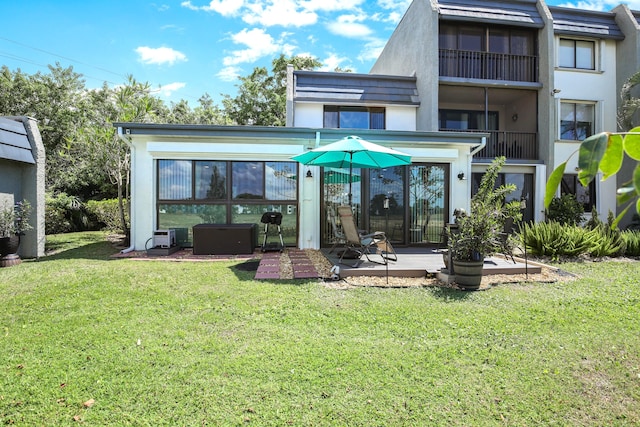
[323,106,385,129]
[157,160,298,246]
[560,102,594,141]
[559,38,595,70]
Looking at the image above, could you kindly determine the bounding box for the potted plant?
[447,157,521,290]
[0,199,33,267]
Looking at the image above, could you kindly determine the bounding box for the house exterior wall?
[123,124,484,251]
[127,133,317,251]
[0,117,45,258]
[293,103,417,131]
[553,37,620,218]
[369,0,636,225]
[370,0,439,131]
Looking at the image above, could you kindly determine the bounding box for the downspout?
[469,136,487,157]
[117,127,136,254]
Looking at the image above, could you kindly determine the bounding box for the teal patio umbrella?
[292,135,412,206]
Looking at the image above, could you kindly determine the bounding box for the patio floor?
[320,247,541,281]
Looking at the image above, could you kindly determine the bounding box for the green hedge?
[86,199,129,232]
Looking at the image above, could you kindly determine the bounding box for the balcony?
[441,129,538,160]
[439,49,538,83]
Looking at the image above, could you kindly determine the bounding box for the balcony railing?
[439,49,538,83]
[441,129,538,160]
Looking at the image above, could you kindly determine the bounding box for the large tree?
[0,64,92,195]
[80,76,163,240]
[222,54,321,126]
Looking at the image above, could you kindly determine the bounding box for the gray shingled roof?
[0,117,35,164]
[550,7,624,40]
[293,71,419,106]
[438,0,544,28]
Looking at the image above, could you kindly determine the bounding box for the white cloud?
[555,0,640,10]
[158,82,187,97]
[217,66,242,81]
[357,38,386,62]
[243,0,317,27]
[326,14,373,38]
[135,46,187,65]
[319,53,351,71]
[223,28,295,66]
[181,0,245,16]
[300,0,364,12]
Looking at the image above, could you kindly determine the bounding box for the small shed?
[0,116,45,258]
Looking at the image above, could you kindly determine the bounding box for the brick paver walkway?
[254,250,319,280]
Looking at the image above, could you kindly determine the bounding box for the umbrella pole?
[348,153,353,207]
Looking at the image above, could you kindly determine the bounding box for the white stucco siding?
[552,39,619,220]
[386,106,417,131]
[293,103,324,128]
[130,141,156,251]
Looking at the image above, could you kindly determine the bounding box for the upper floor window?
[560,102,594,141]
[559,38,595,70]
[439,24,534,55]
[323,106,385,129]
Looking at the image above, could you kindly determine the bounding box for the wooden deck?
[321,247,541,279]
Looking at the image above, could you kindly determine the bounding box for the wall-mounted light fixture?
[457,171,466,180]
[512,113,518,122]
[306,170,313,178]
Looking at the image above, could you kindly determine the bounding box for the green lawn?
[1,232,639,426]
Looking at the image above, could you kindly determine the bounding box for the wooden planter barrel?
[0,235,22,267]
[452,259,483,290]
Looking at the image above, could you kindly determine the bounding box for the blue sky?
[1,0,638,105]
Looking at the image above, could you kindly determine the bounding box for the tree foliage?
[222,54,321,126]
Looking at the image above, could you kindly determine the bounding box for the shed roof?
[550,6,624,40]
[0,117,35,164]
[293,71,419,106]
[438,0,544,28]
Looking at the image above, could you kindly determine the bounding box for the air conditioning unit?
[153,229,176,248]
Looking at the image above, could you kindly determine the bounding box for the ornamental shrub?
[518,221,598,260]
[45,192,88,234]
[547,194,584,225]
[86,199,128,232]
[622,230,640,256]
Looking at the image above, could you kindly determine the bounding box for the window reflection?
[196,161,226,199]
[232,162,264,199]
[266,162,297,200]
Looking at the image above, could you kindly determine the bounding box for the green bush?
[586,211,626,258]
[518,221,598,260]
[86,199,128,232]
[547,194,584,225]
[622,230,640,256]
[45,192,88,234]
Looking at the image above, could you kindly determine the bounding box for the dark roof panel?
[0,117,35,164]
[550,7,624,39]
[438,0,544,28]
[294,71,419,106]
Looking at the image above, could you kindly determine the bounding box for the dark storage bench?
[193,223,258,255]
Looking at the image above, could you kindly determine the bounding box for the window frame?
[559,101,596,142]
[560,174,597,212]
[323,106,386,129]
[558,38,596,70]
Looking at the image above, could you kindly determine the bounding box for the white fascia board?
[146,141,301,160]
